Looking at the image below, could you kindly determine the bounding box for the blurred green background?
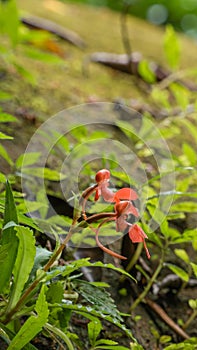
[64,0,197,38]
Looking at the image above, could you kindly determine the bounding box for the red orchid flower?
[80,169,138,219]
[86,200,150,260]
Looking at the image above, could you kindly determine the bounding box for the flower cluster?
[80,169,150,259]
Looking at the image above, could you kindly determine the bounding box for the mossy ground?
[1,0,196,162]
[1,1,197,349]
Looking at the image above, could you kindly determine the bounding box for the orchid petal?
[95,169,110,183]
[129,224,148,243]
[115,201,139,218]
[100,183,115,202]
[129,224,150,259]
[114,188,138,202]
[94,187,101,201]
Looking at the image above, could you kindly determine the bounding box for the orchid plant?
[80,169,150,259]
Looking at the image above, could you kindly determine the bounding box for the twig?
[21,15,86,49]
[145,297,190,340]
[120,1,133,73]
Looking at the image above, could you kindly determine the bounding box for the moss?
[0,0,197,158]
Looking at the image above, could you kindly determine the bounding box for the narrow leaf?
[15,152,41,169]
[0,132,13,140]
[166,263,189,282]
[174,249,189,264]
[0,113,17,123]
[0,0,19,46]
[88,320,102,346]
[7,286,49,350]
[190,263,197,278]
[22,167,67,181]
[7,226,36,310]
[0,181,18,293]
[0,144,13,166]
[182,142,197,166]
[164,25,180,69]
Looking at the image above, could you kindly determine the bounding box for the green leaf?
[190,263,197,278]
[22,167,66,181]
[0,144,14,166]
[95,346,130,350]
[95,339,118,346]
[182,142,197,166]
[46,281,64,304]
[60,258,136,282]
[44,323,74,350]
[0,91,12,100]
[178,118,197,144]
[88,320,102,346]
[0,0,19,46]
[0,132,13,140]
[170,83,189,110]
[17,200,48,214]
[56,303,134,339]
[170,201,197,213]
[78,280,123,323]
[25,47,64,64]
[166,263,189,282]
[15,152,41,169]
[0,324,40,349]
[164,24,180,69]
[174,249,189,264]
[17,213,42,232]
[159,335,172,344]
[163,337,197,350]
[130,344,144,350]
[0,113,17,123]
[13,63,36,85]
[7,286,49,350]
[0,172,6,183]
[0,243,8,262]
[29,247,52,281]
[171,228,197,244]
[151,87,170,109]
[7,226,36,311]
[138,59,156,84]
[188,299,197,310]
[0,181,18,293]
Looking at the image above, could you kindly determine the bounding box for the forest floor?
[1,1,197,349]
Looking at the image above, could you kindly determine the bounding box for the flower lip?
[115,201,139,218]
[95,169,110,183]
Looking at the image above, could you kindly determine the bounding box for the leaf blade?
[7,286,49,350]
[7,226,36,311]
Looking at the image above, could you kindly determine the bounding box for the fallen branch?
[90,51,169,81]
[21,15,86,49]
[145,297,190,340]
[90,52,197,90]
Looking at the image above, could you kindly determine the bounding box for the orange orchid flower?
[80,169,138,219]
[80,169,150,260]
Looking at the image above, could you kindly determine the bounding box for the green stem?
[130,249,165,312]
[43,228,74,272]
[119,243,143,284]
[45,323,74,350]
[182,308,197,330]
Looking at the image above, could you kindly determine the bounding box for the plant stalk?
[182,308,197,330]
[130,249,165,312]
